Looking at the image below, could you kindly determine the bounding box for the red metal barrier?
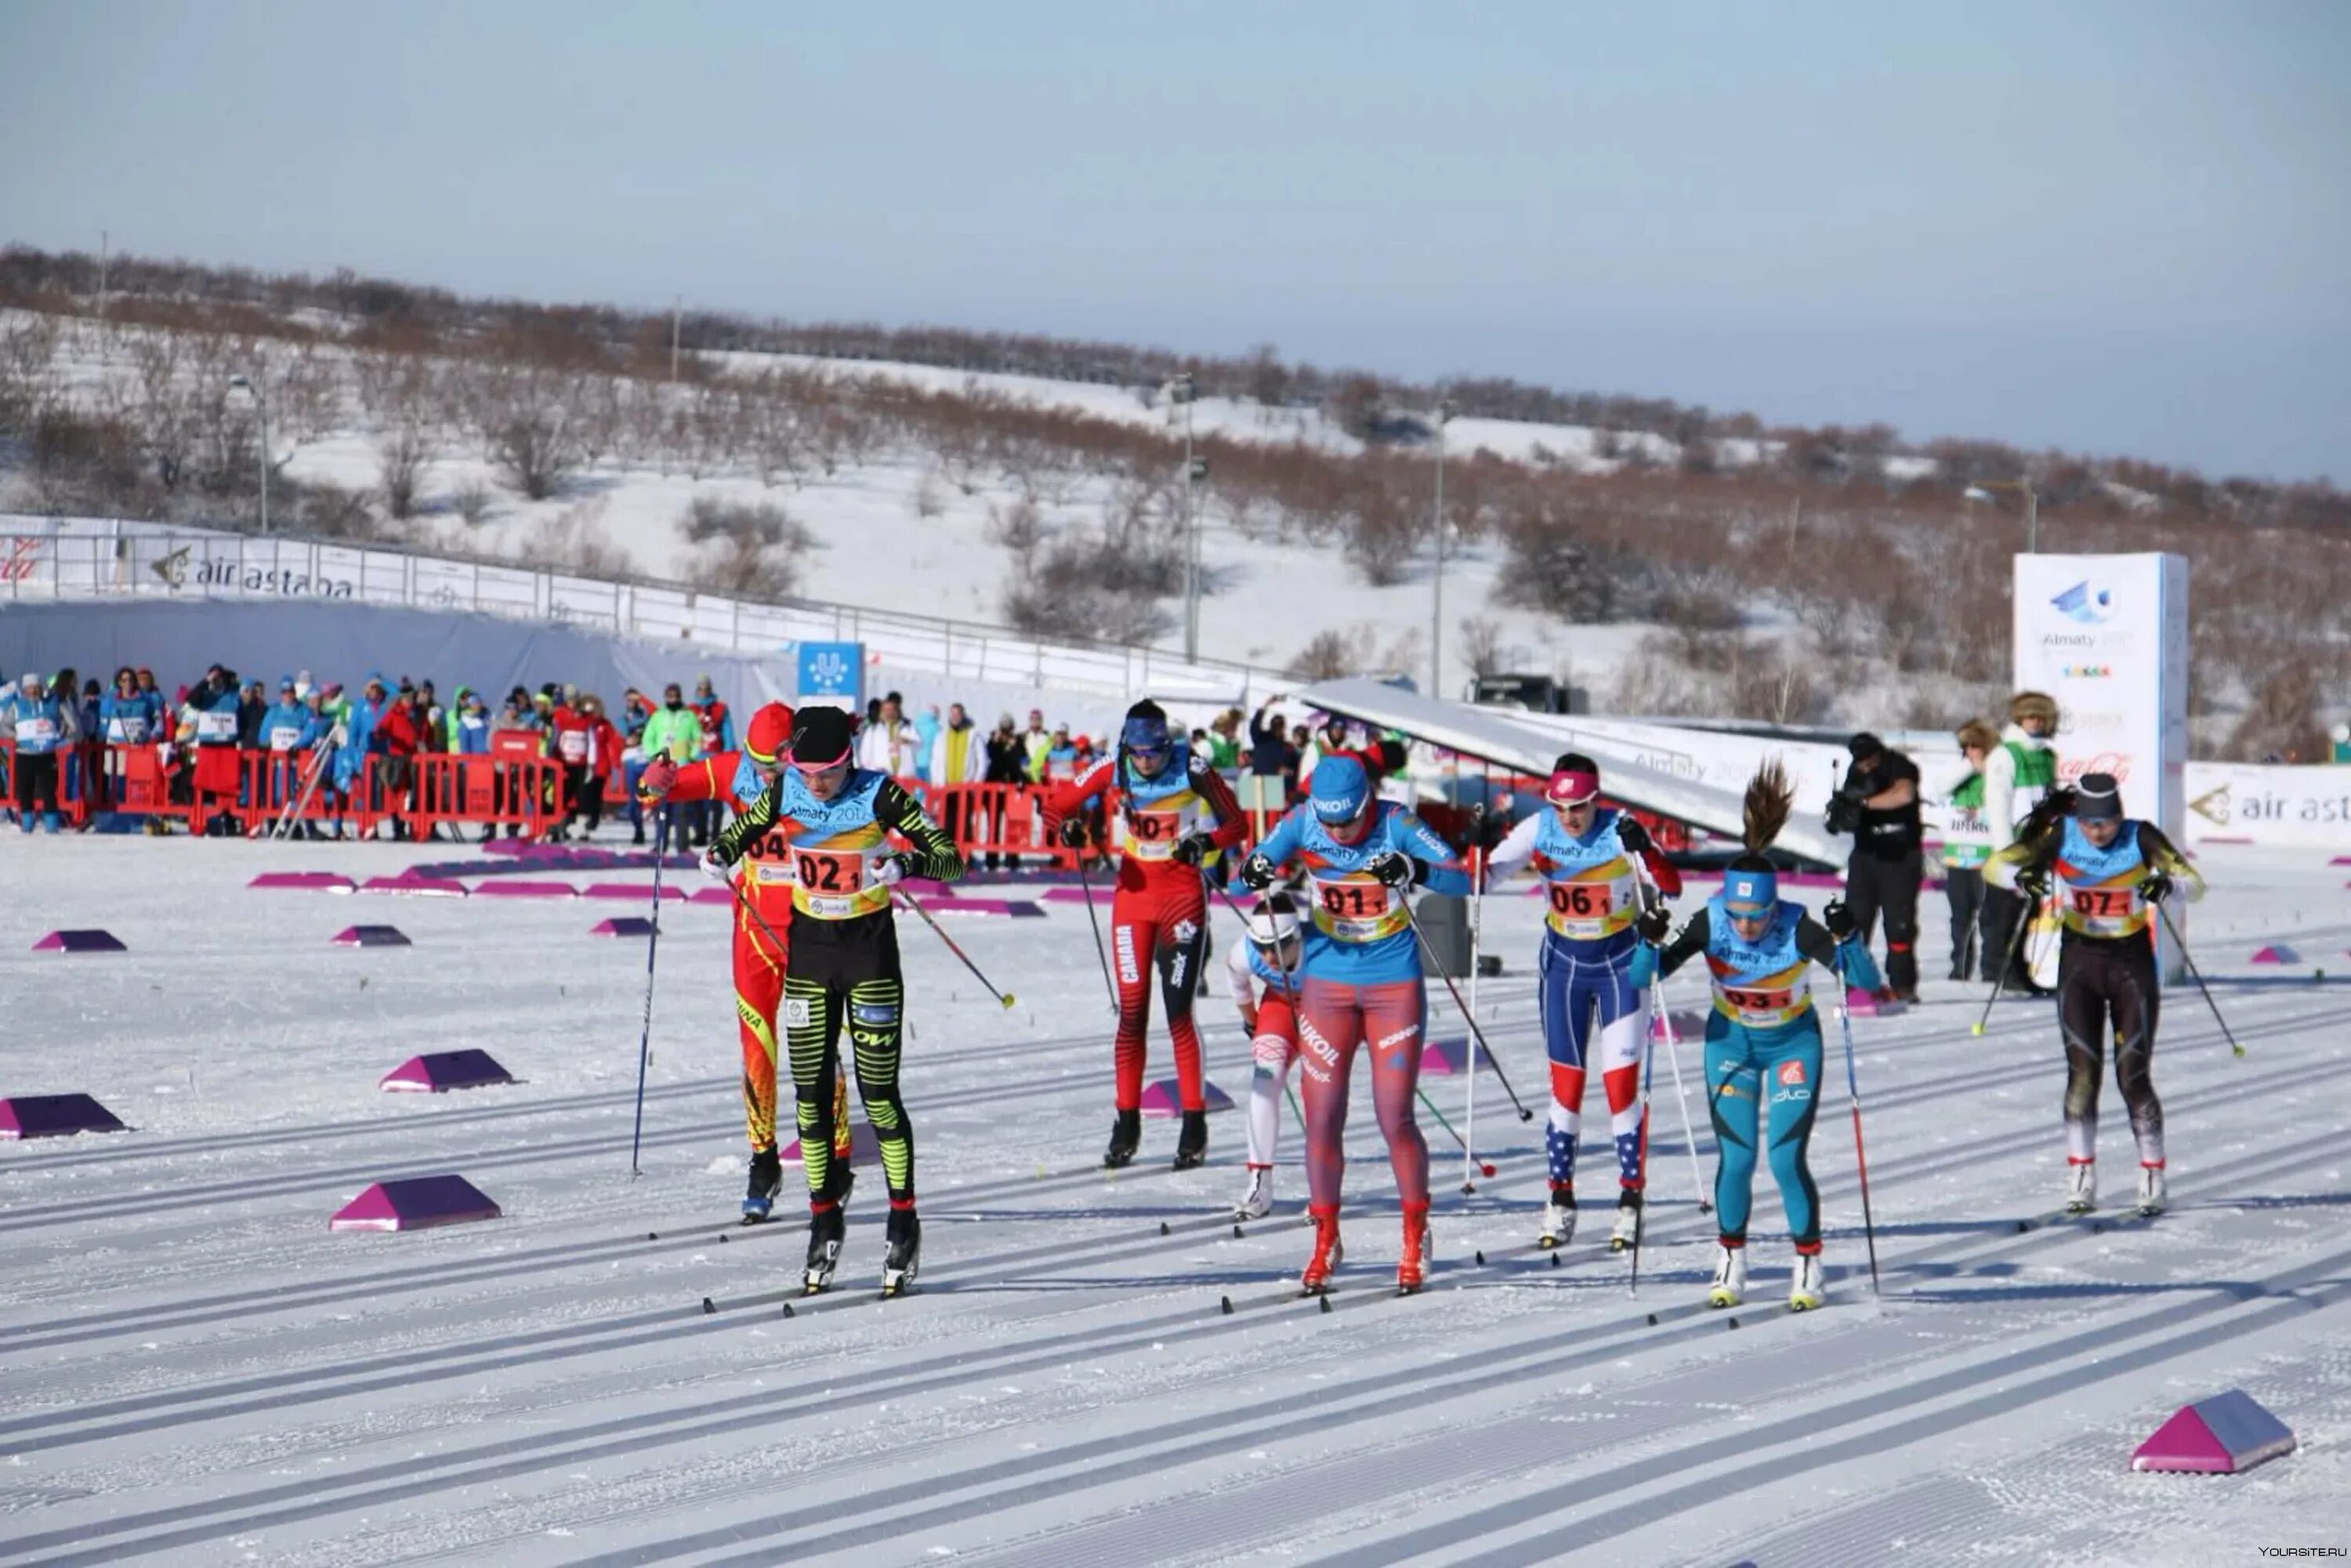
[913,781,1076,868]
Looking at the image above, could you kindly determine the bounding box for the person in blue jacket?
[101,668,157,744]
[453,690,491,755]
[1238,755,1472,1296]
[259,678,321,812]
[3,671,66,830]
[1629,759,1879,1313]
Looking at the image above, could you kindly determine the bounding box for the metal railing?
[2,514,1275,702]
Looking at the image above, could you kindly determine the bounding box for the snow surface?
[3,831,2348,1565]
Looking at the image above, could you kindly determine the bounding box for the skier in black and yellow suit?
[707,705,965,1296]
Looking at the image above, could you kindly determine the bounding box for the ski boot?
[1538,1184,1577,1249]
[1172,1110,1209,1171]
[1707,1242,1748,1309]
[1608,1188,1643,1252]
[1300,1206,1343,1295]
[2135,1164,2167,1217]
[1103,1108,1142,1170]
[1233,1165,1274,1222]
[741,1145,783,1224]
[1789,1251,1826,1312]
[802,1204,846,1295]
[2066,1161,2097,1215]
[1397,1204,1431,1296]
[881,1204,921,1298]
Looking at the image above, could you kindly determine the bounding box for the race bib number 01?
[1320,882,1387,920]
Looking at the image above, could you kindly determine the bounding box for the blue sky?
[3,1,2345,480]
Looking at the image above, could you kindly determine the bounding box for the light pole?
[229,372,270,537]
[1171,373,1204,661]
[1429,397,1456,699]
[1964,476,2039,554]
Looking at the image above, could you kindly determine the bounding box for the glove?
[1824,793,1861,836]
[1056,817,1089,849]
[698,848,735,886]
[1469,806,1510,853]
[2137,871,2172,905]
[1615,817,1653,856]
[2016,865,2053,900]
[1636,904,1672,945]
[1171,831,1214,866]
[639,756,679,802]
[1367,851,1422,888]
[1237,852,1277,892]
[867,853,915,889]
[1823,896,1857,942]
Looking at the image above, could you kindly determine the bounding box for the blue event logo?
[2050,580,2115,625]
[810,650,850,688]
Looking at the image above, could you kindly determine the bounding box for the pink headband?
[1545,769,1601,806]
[792,747,851,773]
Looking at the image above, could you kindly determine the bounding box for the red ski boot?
[1300,1204,1343,1295]
[1397,1202,1431,1295]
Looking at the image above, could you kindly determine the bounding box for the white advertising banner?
[2013,552,2190,976]
[2183,762,2351,848]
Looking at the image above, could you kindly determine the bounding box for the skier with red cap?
[1483,752,1684,1251]
[639,700,853,1222]
[1041,700,1251,1171]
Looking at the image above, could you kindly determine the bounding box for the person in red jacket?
[546,696,596,841]
[1041,700,1249,1171]
[640,701,852,1222]
[375,689,424,840]
[580,694,624,838]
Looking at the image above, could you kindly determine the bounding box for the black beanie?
[790,706,854,767]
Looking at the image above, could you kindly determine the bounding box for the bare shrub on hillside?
[1002,509,1181,645]
[984,496,1047,567]
[2226,665,2328,762]
[1343,488,1419,587]
[1491,494,1661,622]
[453,478,493,527]
[1288,626,1375,681]
[679,496,817,598]
[377,424,435,520]
[0,313,63,429]
[519,500,631,577]
[480,366,581,500]
[1459,614,1505,679]
[291,480,384,541]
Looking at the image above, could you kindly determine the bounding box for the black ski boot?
[741,1146,783,1224]
[1172,1110,1208,1171]
[881,1205,922,1298]
[1103,1109,1142,1169]
[802,1205,846,1295]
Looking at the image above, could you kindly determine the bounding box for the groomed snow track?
[2,837,2346,1565]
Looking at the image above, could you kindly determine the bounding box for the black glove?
[1470,806,1509,853]
[1823,896,1857,942]
[2016,865,2054,900]
[1171,831,1214,866]
[1237,852,1277,892]
[1824,793,1862,837]
[2137,871,2172,905]
[1636,904,1671,945]
[1367,851,1422,888]
[1616,817,1653,856]
[1056,817,1089,849]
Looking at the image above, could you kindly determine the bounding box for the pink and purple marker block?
[32,929,126,953]
[380,1049,516,1093]
[332,925,411,947]
[582,883,686,902]
[1649,1007,1708,1042]
[2248,944,2299,965]
[329,1174,502,1233]
[1139,1078,1234,1117]
[1419,1036,1498,1076]
[2131,1389,2296,1474]
[592,916,657,937]
[918,896,1046,918]
[0,1093,129,1140]
[248,871,357,891]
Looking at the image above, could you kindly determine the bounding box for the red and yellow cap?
[744,702,795,766]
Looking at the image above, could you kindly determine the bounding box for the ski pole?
[1402,900,1534,1122]
[1835,946,1884,1299]
[2157,901,2245,1059]
[1075,853,1119,1016]
[1628,1001,1659,1297]
[893,883,1018,1009]
[1465,837,1486,1193]
[1970,891,2040,1037]
[1417,1084,1498,1175]
[1631,873,1712,1214]
[628,814,669,1177]
[1648,984,1713,1215]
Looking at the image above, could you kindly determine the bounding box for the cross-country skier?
[1481,753,1683,1252]
[1238,756,1472,1295]
[639,701,853,1223]
[1041,700,1249,1171]
[1225,891,1306,1221]
[1629,760,1882,1312]
[706,705,966,1296]
[1983,772,2203,1217]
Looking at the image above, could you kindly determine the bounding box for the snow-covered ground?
[3,832,2347,1565]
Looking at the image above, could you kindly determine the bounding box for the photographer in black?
[1825,732,1924,1001]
